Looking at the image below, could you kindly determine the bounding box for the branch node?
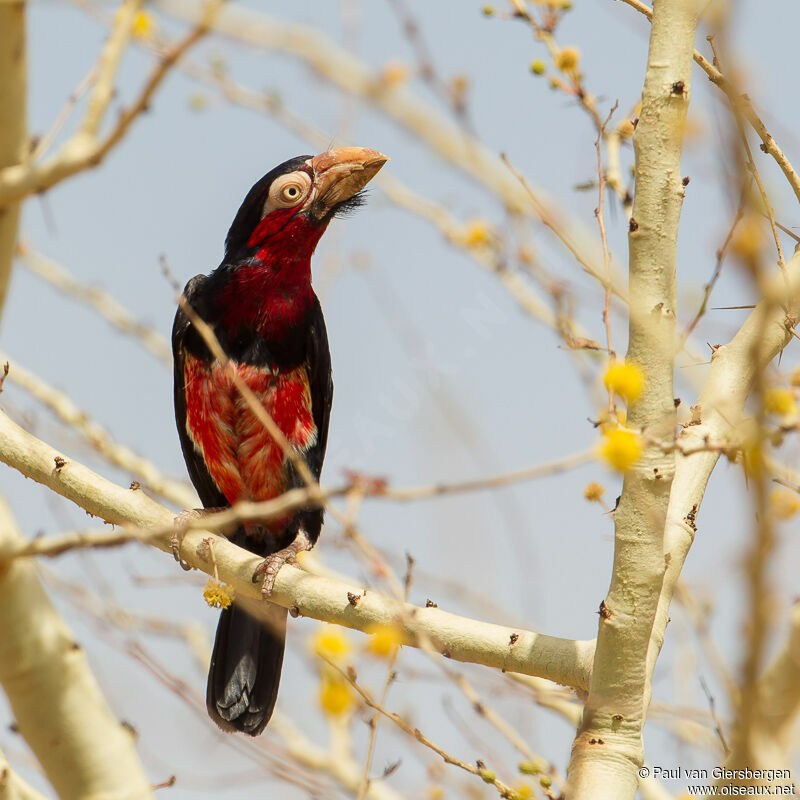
[347,591,361,607]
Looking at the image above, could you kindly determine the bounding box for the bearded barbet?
[172,147,387,735]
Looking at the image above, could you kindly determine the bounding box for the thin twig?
[321,655,517,798]
[595,101,620,366]
[682,183,747,343]
[617,0,800,205]
[18,241,173,366]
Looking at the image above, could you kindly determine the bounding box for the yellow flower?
[202,579,234,609]
[770,487,800,520]
[319,673,353,716]
[617,119,636,139]
[188,93,208,112]
[530,60,546,76]
[380,61,410,86]
[479,768,496,784]
[604,360,644,404]
[599,428,642,472]
[311,625,351,661]
[131,10,155,39]
[511,783,534,800]
[555,46,580,73]
[583,482,605,502]
[462,220,492,248]
[366,624,404,658]
[765,388,798,418]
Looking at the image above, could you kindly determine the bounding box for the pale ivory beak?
[309,147,389,213]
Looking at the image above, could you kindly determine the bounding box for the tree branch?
[0,496,154,800]
[646,244,800,757]
[17,242,173,367]
[0,351,195,508]
[726,603,800,770]
[0,1,26,318]
[154,0,621,297]
[0,746,52,800]
[567,1,698,796]
[618,0,800,205]
[0,407,595,690]
[0,2,221,209]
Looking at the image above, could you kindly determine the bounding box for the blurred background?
[1,1,799,797]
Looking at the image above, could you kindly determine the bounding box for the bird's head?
[224,146,388,263]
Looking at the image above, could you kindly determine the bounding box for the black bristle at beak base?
[331,190,368,218]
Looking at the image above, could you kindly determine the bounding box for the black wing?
[306,294,333,479]
[287,294,332,545]
[172,274,228,510]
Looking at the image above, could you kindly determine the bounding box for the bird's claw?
[253,531,312,599]
[172,507,225,571]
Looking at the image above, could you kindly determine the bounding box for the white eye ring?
[266,171,312,212]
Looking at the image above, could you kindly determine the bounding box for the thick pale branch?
[567,1,698,797]
[0,2,26,317]
[0,746,52,800]
[647,245,800,715]
[0,408,594,689]
[0,497,154,800]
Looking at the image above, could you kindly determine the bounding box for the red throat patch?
[217,210,328,341]
[183,353,317,513]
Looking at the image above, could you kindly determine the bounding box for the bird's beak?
[309,147,388,217]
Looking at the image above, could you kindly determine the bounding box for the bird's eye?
[266,171,312,211]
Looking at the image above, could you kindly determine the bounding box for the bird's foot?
[252,530,313,599]
[172,507,226,570]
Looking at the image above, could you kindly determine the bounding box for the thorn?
[347,591,361,607]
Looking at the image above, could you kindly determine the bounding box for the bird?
[171,147,388,735]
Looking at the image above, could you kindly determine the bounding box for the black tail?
[206,597,287,736]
